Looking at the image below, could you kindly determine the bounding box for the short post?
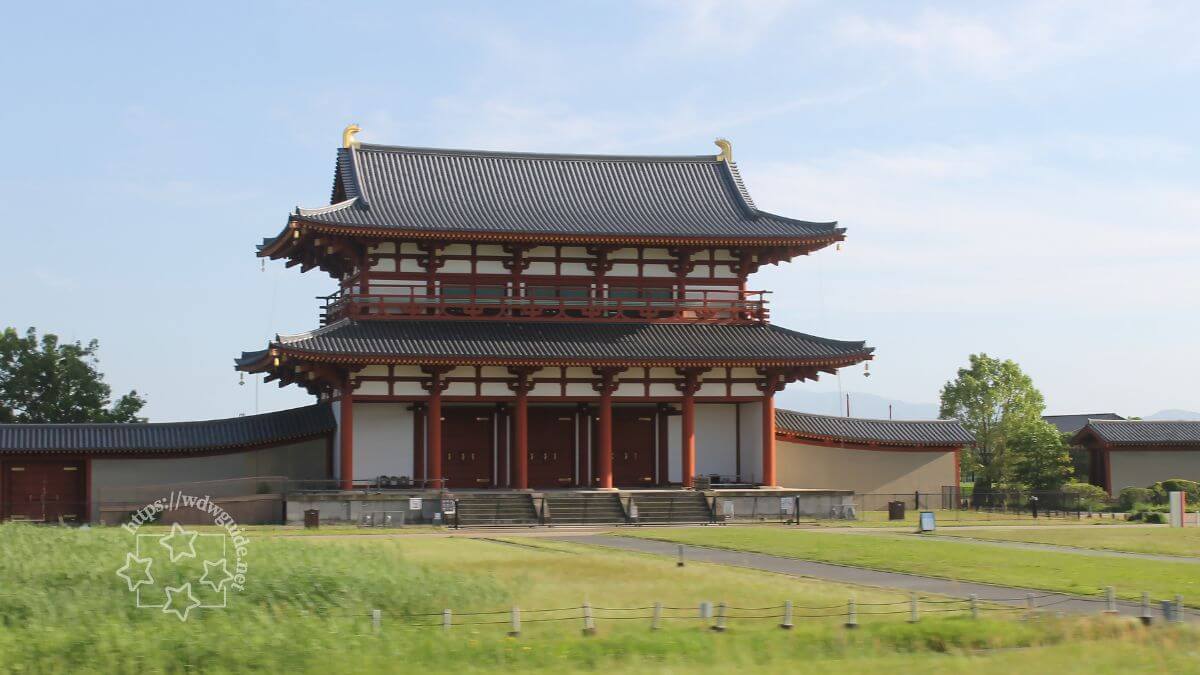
[371,609,382,633]
[909,592,919,623]
[711,602,727,632]
[1140,592,1152,626]
[677,544,685,567]
[442,608,452,631]
[651,602,662,630]
[509,606,521,637]
[780,600,794,630]
[699,601,712,620]
[1175,595,1185,624]
[1024,593,1035,620]
[844,597,858,629]
[582,602,596,636]
[1103,586,1118,615]
[969,594,979,620]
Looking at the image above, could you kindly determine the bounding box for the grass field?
[623,527,1200,606]
[935,527,1200,558]
[831,509,1126,528]
[1,524,1196,673]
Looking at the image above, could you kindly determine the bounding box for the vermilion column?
[339,378,355,490]
[508,367,537,490]
[423,366,451,490]
[676,368,705,489]
[761,375,779,487]
[592,368,622,489]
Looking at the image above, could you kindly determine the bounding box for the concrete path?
[551,534,1199,623]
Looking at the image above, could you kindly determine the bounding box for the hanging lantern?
[863,363,871,378]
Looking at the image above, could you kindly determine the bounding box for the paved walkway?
[551,534,1198,623]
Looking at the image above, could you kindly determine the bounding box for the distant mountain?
[1145,409,1200,420]
[775,390,940,420]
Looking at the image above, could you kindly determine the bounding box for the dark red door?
[441,408,494,488]
[611,408,656,487]
[527,408,576,488]
[3,461,86,522]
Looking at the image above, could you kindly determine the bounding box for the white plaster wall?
[695,404,738,478]
[738,402,763,484]
[1109,450,1200,492]
[352,403,414,480]
[776,440,957,495]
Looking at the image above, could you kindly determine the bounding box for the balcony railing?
[319,288,769,325]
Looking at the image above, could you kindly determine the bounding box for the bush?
[1151,479,1200,505]
[1060,481,1109,510]
[1142,511,1167,524]
[1118,487,1154,511]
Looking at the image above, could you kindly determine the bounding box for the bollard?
[1023,593,1035,621]
[442,609,452,631]
[711,602,727,632]
[1161,600,1176,623]
[1104,586,1118,615]
[699,601,713,620]
[677,544,685,567]
[1140,592,1152,626]
[780,600,794,630]
[371,609,382,633]
[909,592,919,623]
[969,594,978,620]
[844,597,858,629]
[651,602,663,631]
[582,602,596,636]
[508,606,522,637]
[1175,596,1185,624]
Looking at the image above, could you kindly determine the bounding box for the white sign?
[919,511,936,532]
[1169,491,1186,528]
[441,499,456,515]
[409,497,422,511]
[780,497,793,514]
[722,501,734,519]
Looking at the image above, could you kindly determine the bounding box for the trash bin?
[303,509,320,529]
[887,501,906,521]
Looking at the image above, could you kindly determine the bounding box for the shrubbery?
[1059,481,1108,510]
[1117,487,1154,511]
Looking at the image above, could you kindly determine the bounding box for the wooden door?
[441,408,494,488]
[611,408,656,487]
[526,408,576,488]
[3,461,86,522]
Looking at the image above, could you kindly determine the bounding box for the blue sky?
[2,1,1197,421]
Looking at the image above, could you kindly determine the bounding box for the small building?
[1073,419,1200,494]
[775,409,972,504]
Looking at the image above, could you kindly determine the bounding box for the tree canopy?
[0,327,146,423]
[939,353,1062,495]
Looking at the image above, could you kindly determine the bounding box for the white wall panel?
[352,403,414,479]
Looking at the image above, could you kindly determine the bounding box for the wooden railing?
[319,288,769,324]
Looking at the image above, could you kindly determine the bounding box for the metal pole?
[1140,592,1152,626]
[371,609,382,633]
[844,597,858,629]
[582,602,596,636]
[780,600,794,630]
[909,592,919,623]
[1104,586,1118,615]
[443,609,451,631]
[711,602,727,632]
[509,606,521,637]
[651,602,662,631]
[969,594,978,620]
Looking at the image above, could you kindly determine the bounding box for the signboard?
[780,497,793,514]
[722,501,735,519]
[441,499,456,515]
[409,497,423,511]
[918,511,936,532]
[1169,491,1186,528]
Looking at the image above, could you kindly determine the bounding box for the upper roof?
[275,143,842,243]
[1075,419,1200,447]
[1044,413,1124,434]
[0,404,334,455]
[237,319,872,368]
[776,409,974,447]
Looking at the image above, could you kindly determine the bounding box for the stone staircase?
[631,492,714,524]
[451,493,539,527]
[544,492,626,525]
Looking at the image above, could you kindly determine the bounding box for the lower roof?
[0,404,334,455]
[236,319,872,369]
[1044,413,1124,434]
[776,409,974,447]
[1076,419,1200,447]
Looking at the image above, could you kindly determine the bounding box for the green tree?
[939,353,1045,500]
[0,327,146,423]
[1009,420,1073,490]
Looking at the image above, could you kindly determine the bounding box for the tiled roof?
[280,144,841,241]
[0,404,334,455]
[237,319,872,367]
[776,409,974,447]
[1078,419,1200,447]
[1044,413,1124,434]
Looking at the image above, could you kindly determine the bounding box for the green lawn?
[622,527,1200,606]
[1,524,1195,673]
[829,509,1126,528]
[935,526,1200,558]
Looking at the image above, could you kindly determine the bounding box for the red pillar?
[339,379,354,490]
[514,390,529,490]
[677,369,704,489]
[598,388,613,489]
[423,368,449,490]
[761,386,777,487]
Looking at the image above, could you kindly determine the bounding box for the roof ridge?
[777,408,959,425]
[354,142,721,163]
[0,402,331,430]
[277,318,353,344]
